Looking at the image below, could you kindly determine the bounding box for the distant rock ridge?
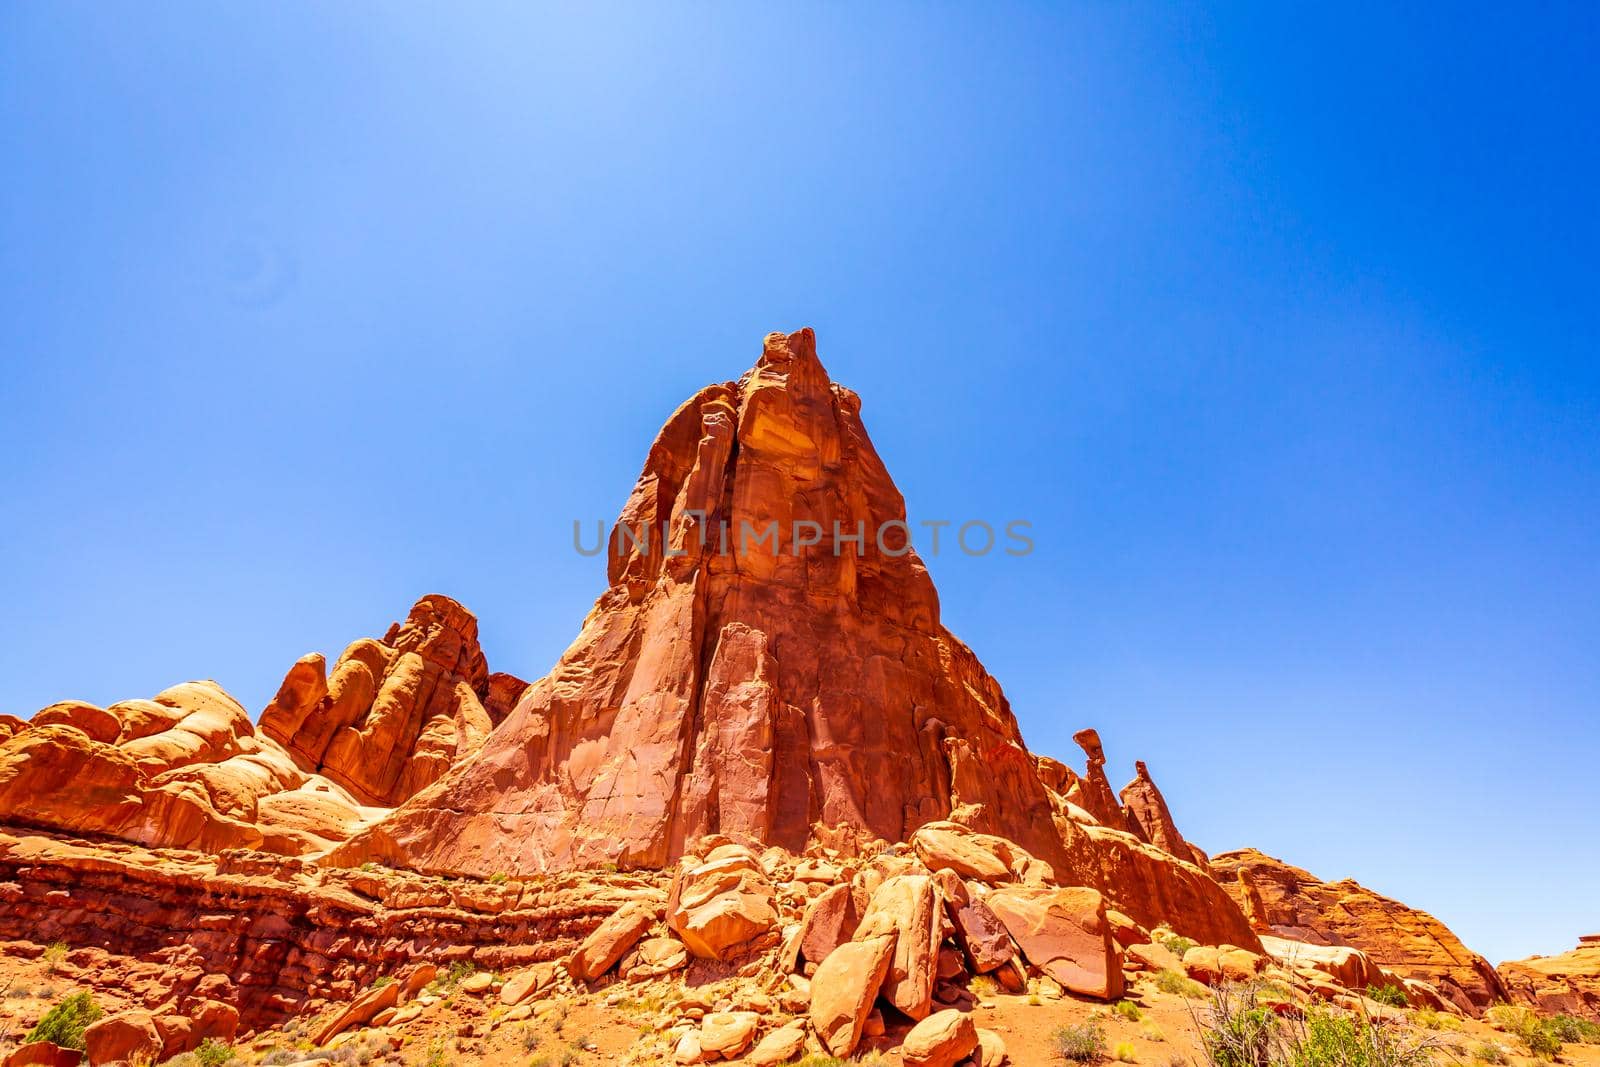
[1211,847,1510,1013]
[1500,938,1600,1019]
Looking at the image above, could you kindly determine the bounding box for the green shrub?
[1484,1003,1564,1060]
[1113,1040,1139,1063]
[1154,969,1208,999]
[488,871,509,885]
[1471,1042,1508,1064]
[1053,1022,1107,1063]
[196,1038,235,1067]
[1366,984,1408,1008]
[1114,1000,1144,1022]
[41,942,68,974]
[25,991,101,1050]
[1157,930,1198,958]
[1550,1013,1600,1044]
[1194,984,1440,1067]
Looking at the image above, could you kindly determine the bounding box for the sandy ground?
[3,949,1599,1067]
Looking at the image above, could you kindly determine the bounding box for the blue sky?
[2,5,1595,964]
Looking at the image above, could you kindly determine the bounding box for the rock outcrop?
[259,594,521,807]
[0,595,516,858]
[0,681,377,855]
[1120,760,1209,869]
[335,330,1073,876]
[0,828,658,1028]
[1499,937,1600,1020]
[1212,848,1508,1013]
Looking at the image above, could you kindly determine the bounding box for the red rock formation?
[0,828,655,1027]
[0,596,517,857]
[1120,760,1210,869]
[1066,729,1133,831]
[0,682,375,855]
[1211,848,1508,1013]
[259,594,519,807]
[1499,938,1600,1020]
[336,329,1071,876]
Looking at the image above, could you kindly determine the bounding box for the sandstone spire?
[335,329,1069,874]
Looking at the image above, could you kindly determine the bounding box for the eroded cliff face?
[334,329,1070,876]
[1212,848,1510,1013]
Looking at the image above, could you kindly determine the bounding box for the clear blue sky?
[2,5,1595,965]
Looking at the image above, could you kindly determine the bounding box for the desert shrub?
[1485,1003,1563,1059]
[1549,1013,1600,1044]
[1483,1003,1537,1033]
[1155,969,1209,999]
[1054,1021,1108,1063]
[1367,984,1408,1008]
[1196,986,1279,1067]
[1141,1023,1167,1043]
[41,943,68,974]
[1115,1000,1145,1022]
[1471,1042,1508,1064]
[969,973,1000,998]
[196,1039,236,1067]
[1410,1009,1460,1031]
[488,871,509,885]
[261,1052,300,1066]
[1113,1040,1139,1062]
[1193,984,1440,1067]
[26,991,101,1050]
[1157,930,1198,958]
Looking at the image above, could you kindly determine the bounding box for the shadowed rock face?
[334,329,1070,875]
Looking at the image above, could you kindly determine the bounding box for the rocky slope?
[1212,848,1510,1013]
[1500,936,1600,1018]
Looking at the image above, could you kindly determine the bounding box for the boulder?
[901,1008,979,1067]
[667,851,778,960]
[910,824,1011,883]
[747,1020,807,1064]
[568,901,656,980]
[987,885,1124,1000]
[698,1011,758,1058]
[810,933,896,1058]
[313,981,399,1045]
[3,1043,81,1067]
[854,873,941,1020]
[85,1010,162,1066]
[798,883,861,966]
[977,1028,1009,1066]
[945,891,1020,974]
